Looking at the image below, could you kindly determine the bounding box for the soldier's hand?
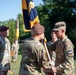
[43,67,52,73]
[51,66,57,73]
[48,61,55,66]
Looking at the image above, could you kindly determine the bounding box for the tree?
[37,0,76,55]
[0,19,16,44]
[17,14,31,41]
[37,0,76,38]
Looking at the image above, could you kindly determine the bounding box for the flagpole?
[44,40,56,75]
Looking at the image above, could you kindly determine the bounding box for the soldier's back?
[19,37,45,75]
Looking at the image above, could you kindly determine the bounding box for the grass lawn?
[9,54,22,75]
[9,54,76,75]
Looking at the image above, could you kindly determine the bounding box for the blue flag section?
[22,0,39,32]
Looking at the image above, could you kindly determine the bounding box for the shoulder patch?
[68,50,73,55]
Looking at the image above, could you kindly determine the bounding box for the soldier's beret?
[31,23,45,34]
[53,21,66,31]
[0,25,9,32]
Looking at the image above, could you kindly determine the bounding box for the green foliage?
[37,0,76,39]
[0,19,16,44]
[0,0,76,56]
[17,14,31,40]
[37,0,76,56]
[0,14,31,44]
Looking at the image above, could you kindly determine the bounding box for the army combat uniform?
[11,40,19,62]
[0,36,10,75]
[19,37,51,75]
[49,36,74,75]
[47,41,56,63]
[46,41,56,75]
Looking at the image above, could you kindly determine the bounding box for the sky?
[0,0,43,21]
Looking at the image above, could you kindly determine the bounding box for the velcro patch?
[68,50,73,55]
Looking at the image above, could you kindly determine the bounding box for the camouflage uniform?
[47,41,56,64]
[0,36,10,75]
[19,37,50,75]
[50,36,74,75]
[12,40,19,62]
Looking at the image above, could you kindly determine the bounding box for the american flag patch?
[68,50,73,55]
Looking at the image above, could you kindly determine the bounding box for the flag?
[22,0,39,32]
[68,50,73,55]
[16,18,19,39]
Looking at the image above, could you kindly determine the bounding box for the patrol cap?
[0,25,9,32]
[31,23,45,34]
[53,22,66,31]
[51,28,56,32]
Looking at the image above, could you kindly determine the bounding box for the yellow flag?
[16,18,19,39]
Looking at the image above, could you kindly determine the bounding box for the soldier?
[46,29,58,75]
[11,39,19,62]
[49,22,74,75]
[47,29,57,60]
[19,23,52,75]
[0,26,10,75]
